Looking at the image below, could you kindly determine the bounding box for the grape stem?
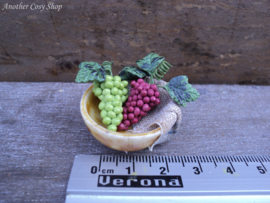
[157,85,165,88]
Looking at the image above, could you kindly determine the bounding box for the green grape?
[114,81,121,88]
[103,117,111,125]
[114,106,121,114]
[117,113,123,121]
[100,82,105,89]
[122,81,128,87]
[122,88,128,95]
[114,76,121,82]
[93,81,100,88]
[114,95,121,101]
[102,88,111,95]
[94,87,102,96]
[119,106,123,113]
[105,75,113,82]
[100,110,108,118]
[98,95,104,100]
[118,89,123,96]
[98,101,106,110]
[108,111,116,118]
[105,103,114,111]
[104,94,113,102]
[119,82,124,90]
[112,100,121,107]
[105,81,114,89]
[121,95,127,103]
[108,124,117,131]
[112,117,121,126]
[111,87,118,95]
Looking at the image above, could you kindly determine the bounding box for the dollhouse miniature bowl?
[80,84,162,151]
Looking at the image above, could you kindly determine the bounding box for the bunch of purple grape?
[117,78,161,131]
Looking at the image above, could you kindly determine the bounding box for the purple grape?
[137,100,144,107]
[149,102,155,107]
[123,107,127,114]
[133,95,138,101]
[128,113,135,120]
[128,106,134,113]
[134,83,139,89]
[135,90,139,95]
[142,104,151,112]
[137,78,144,83]
[137,85,143,91]
[128,96,133,102]
[154,91,160,98]
[130,81,136,87]
[150,96,156,102]
[155,98,161,105]
[143,96,150,103]
[134,107,140,116]
[131,118,138,124]
[148,89,154,97]
[125,102,131,108]
[140,111,147,117]
[131,101,136,106]
[123,114,127,120]
[117,123,126,131]
[141,90,147,97]
[124,120,131,126]
[145,84,150,90]
[150,84,157,91]
[138,94,143,100]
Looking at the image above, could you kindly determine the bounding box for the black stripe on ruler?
[98,155,102,172]
[228,156,236,172]
[196,156,203,172]
[165,156,170,172]
[258,156,267,172]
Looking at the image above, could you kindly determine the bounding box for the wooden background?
[0,0,270,84]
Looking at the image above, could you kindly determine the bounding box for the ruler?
[66,155,270,203]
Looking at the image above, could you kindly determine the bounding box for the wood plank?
[0,82,269,202]
[0,0,270,84]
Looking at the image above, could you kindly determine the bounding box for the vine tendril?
[153,60,172,81]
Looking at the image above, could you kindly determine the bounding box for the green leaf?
[136,53,164,75]
[164,75,200,107]
[102,61,113,76]
[75,61,106,83]
[118,66,149,80]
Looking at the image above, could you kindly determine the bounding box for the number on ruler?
[91,166,97,174]
[193,167,200,175]
[257,166,266,174]
[126,167,130,174]
[160,167,167,175]
[226,167,233,174]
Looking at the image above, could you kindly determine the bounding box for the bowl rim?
[80,84,162,137]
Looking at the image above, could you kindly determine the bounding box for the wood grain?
[0,0,270,84]
[0,82,269,202]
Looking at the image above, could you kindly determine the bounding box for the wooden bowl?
[80,85,162,151]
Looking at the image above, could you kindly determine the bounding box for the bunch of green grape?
[93,75,129,131]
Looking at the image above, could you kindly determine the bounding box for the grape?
[105,81,114,89]
[114,106,121,114]
[94,87,102,96]
[114,76,121,81]
[93,75,129,132]
[98,101,106,110]
[112,117,121,126]
[105,75,113,82]
[108,111,116,118]
[111,87,118,95]
[104,94,113,102]
[117,78,161,131]
[100,110,107,118]
[102,88,110,95]
[148,89,154,97]
[105,103,114,111]
[103,117,111,125]
[137,100,144,107]
[108,124,117,131]
[128,113,135,120]
[122,81,128,87]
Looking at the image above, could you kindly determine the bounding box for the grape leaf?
[136,53,164,75]
[75,61,106,83]
[102,61,113,76]
[164,75,200,107]
[118,66,149,80]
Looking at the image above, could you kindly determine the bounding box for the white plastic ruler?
[66,155,270,203]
